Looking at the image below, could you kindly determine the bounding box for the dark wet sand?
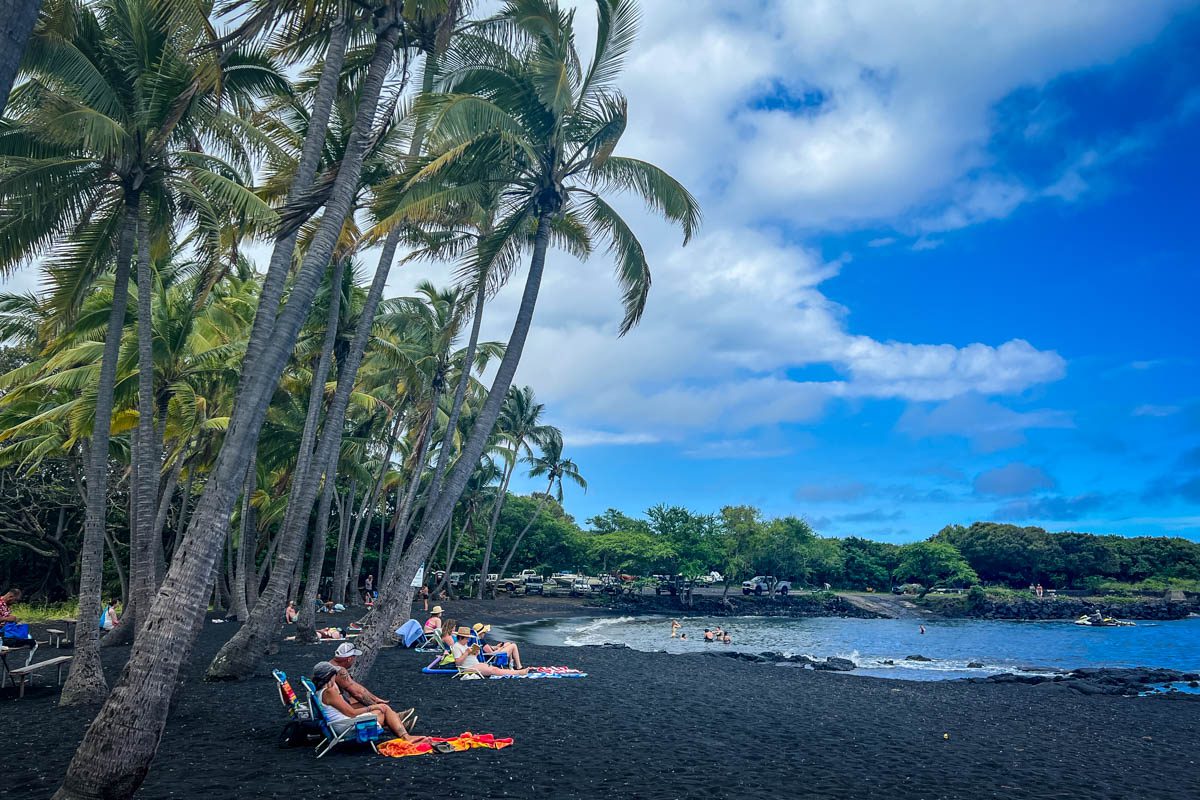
[5,601,1199,800]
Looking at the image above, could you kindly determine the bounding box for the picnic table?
[1,641,37,689]
[53,618,78,644]
[8,655,73,698]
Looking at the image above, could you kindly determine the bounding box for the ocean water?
[499,614,1200,681]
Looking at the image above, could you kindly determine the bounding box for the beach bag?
[3,622,30,640]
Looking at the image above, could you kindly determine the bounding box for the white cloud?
[898,394,1074,452]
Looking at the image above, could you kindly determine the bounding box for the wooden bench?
[9,655,73,698]
[46,629,66,648]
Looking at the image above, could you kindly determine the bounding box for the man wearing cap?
[451,626,529,677]
[423,605,444,633]
[312,642,392,712]
[471,623,524,670]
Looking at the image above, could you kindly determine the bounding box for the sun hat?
[472,623,491,634]
[431,605,444,615]
[454,626,474,637]
[334,642,363,658]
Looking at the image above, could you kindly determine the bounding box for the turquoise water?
[502,614,1200,681]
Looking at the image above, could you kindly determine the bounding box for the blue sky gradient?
[497,2,1200,541]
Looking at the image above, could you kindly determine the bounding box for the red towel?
[377,731,514,758]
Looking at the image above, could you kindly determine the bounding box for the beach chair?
[300,676,390,758]
[272,670,322,747]
[415,627,443,652]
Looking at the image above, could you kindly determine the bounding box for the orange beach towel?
[377,732,514,759]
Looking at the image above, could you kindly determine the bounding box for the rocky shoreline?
[929,595,1200,621]
[593,591,885,618]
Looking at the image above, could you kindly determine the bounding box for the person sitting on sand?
[0,587,22,623]
[425,605,444,633]
[312,663,423,743]
[471,623,524,669]
[100,599,121,631]
[451,627,530,677]
[670,619,681,638]
[285,601,299,624]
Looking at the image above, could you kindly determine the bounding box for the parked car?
[655,575,694,596]
[742,576,791,596]
[499,569,541,594]
[570,577,597,597]
[540,578,567,597]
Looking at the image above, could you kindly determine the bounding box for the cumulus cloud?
[795,481,871,503]
[973,463,1057,497]
[993,493,1113,521]
[897,395,1074,452]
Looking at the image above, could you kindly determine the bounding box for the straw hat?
[431,605,444,614]
[454,626,474,638]
[472,623,491,634]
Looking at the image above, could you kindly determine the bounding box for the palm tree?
[476,385,555,597]
[51,2,411,795]
[351,0,698,678]
[0,0,41,118]
[493,432,584,589]
[1,0,277,705]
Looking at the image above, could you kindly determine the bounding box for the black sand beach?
[6,603,1200,800]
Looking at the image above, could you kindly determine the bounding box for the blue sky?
[8,1,1196,543]
[487,1,1200,541]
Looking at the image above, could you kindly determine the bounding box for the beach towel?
[377,732,513,759]
[486,668,587,680]
[395,619,424,647]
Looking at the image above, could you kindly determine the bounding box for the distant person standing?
[1036,583,1044,599]
[919,624,926,635]
[420,584,431,612]
[670,620,681,638]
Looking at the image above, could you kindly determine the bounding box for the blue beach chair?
[300,676,390,758]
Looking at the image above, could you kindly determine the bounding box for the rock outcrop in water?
[705,651,859,671]
[930,595,1199,621]
[962,667,1200,696]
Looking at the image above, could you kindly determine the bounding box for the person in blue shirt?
[470,623,523,669]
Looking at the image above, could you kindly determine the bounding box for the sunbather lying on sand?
[451,627,529,677]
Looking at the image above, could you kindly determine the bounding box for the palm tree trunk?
[382,401,438,584]
[476,458,514,598]
[294,449,339,642]
[59,199,137,707]
[207,223,400,680]
[53,14,403,797]
[227,454,255,622]
[0,0,40,119]
[427,283,485,505]
[238,20,350,378]
[351,210,554,680]
[337,414,401,604]
[132,212,160,634]
[493,479,554,597]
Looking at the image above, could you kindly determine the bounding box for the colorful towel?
[487,667,586,680]
[377,732,513,758]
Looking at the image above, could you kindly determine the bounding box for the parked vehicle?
[655,575,693,596]
[741,576,791,596]
[570,577,596,597]
[499,569,541,594]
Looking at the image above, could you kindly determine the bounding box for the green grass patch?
[11,600,80,623]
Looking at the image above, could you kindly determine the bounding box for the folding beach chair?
[300,676,390,758]
[415,627,443,652]
[272,670,322,747]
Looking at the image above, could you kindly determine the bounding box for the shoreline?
[7,613,1200,800]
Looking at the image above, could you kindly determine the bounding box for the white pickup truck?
[499,569,542,595]
[742,576,791,596]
